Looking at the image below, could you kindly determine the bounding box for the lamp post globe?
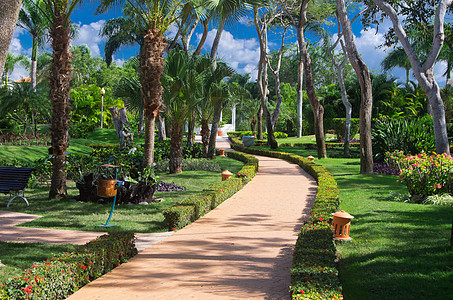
[100,88,105,128]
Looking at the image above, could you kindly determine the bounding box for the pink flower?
[437,184,441,188]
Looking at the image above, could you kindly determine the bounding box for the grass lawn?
[256,144,453,299]
[0,242,77,284]
[1,156,243,233]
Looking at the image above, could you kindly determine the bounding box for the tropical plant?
[17,0,49,89]
[41,0,82,199]
[2,52,29,86]
[372,115,436,161]
[0,81,50,135]
[97,0,191,169]
[162,50,203,173]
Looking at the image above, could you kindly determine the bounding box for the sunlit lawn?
[257,144,453,299]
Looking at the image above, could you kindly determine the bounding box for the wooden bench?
[0,167,35,208]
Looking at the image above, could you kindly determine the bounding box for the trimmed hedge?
[228,136,342,300]
[0,232,137,299]
[163,151,259,230]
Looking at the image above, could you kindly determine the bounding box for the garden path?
[68,137,317,300]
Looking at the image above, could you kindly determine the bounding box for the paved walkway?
[1,136,318,299]
[68,140,317,300]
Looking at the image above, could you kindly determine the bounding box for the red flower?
[172,227,176,231]
[300,289,304,295]
[319,218,324,221]
[23,285,33,294]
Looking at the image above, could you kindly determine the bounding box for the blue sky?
[8,2,449,86]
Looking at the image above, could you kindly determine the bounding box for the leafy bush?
[290,222,342,300]
[372,115,436,161]
[0,232,136,299]
[69,122,97,139]
[154,159,222,173]
[228,131,288,139]
[163,151,258,230]
[386,150,453,199]
[423,194,453,206]
[228,136,342,299]
[332,118,360,140]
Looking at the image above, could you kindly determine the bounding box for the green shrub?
[290,222,342,300]
[372,115,436,161]
[0,232,136,299]
[228,136,342,300]
[386,150,453,199]
[163,151,258,230]
[332,118,360,140]
[154,159,222,173]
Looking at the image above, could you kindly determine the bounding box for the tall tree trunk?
[194,19,209,56]
[187,114,195,147]
[109,106,125,147]
[373,0,450,155]
[296,50,304,138]
[201,118,210,158]
[328,35,352,156]
[0,0,22,77]
[183,18,199,54]
[138,109,144,133]
[257,104,263,139]
[207,104,222,159]
[169,123,183,174]
[337,0,374,173]
[143,114,156,166]
[140,28,165,168]
[48,12,71,199]
[31,36,38,89]
[297,22,327,158]
[157,114,166,141]
[210,17,226,69]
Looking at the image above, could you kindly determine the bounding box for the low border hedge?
[228,136,343,300]
[163,151,259,230]
[0,232,137,299]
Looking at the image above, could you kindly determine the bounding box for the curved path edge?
[68,144,317,300]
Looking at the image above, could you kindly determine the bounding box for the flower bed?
[228,136,342,300]
[0,232,137,299]
[162,151,259,230]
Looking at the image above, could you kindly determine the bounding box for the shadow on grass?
[338,206,453,299]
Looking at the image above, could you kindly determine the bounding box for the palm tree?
[209,0,253,67]
[41,0,81,199]
[381,47,412,85]
[2,52,29,86]
[17,0,49,89]
[206,62,235,158]
[0,81,50,135]
[163,50,202,173]
[113,72,144,132]
[100,4,145,66]
[97,0,187,168]
[0,0,22,77]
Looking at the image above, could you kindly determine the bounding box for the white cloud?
[200,29,260,80]
[165,24,179,40]
[353,28,389,73]
[9,65,29,82]
[114,58,125,67]
[8,37,25,55]
[72,20,106,57]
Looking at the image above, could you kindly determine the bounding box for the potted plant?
[218,121,227,136]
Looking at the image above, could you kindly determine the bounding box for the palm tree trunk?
[194,19,209,56]
[0,0,22,77]
[187,114,195,147]
[140,28,165,167]
[31,36,38,89]
[169,123,183,174]
[210,17,226,68]
[257,103,263,139]
[48,12,71,199]
[201,118,210,157]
